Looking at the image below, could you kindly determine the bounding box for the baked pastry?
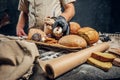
[69,22,81,35]
[58,35,87,48]
[52,26,63,39]
[91,52,116,62]
[44,24,52,37]
[28,28,47,42]
[44,17,55,36]
[78,27,99,45]
[87,57,112,71]
[44,37,58,44]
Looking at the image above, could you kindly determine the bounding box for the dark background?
[0,0,120,36]
[72,0,120,33]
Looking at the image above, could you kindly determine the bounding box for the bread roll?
[58,35,87,48]
[87,57,112,71]
[44,24,52,36]
[78,27,99,45]
[91,52,116,62]
[70,22,81,35]
[28,28,47,42]
[52,27,63,39]
[44,17,55,37]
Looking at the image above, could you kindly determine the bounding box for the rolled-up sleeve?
[61,0,76,5]
[18,0,29,13]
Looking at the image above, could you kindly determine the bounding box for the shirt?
[18,0,76,30]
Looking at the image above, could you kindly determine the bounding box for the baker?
[16,0,76,37]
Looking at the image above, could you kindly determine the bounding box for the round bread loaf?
[28,28,47,41]
[78,27,99,45]
[70,22,81,35]
[58,35,87,48]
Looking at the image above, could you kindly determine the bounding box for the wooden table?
[29,33,120,80]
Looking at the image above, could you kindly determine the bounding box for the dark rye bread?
[91,52,116,62]
[87,57,112,71]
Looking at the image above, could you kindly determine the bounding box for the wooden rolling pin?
[40,42,109,79]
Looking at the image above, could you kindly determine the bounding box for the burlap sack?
[0,35,39,80]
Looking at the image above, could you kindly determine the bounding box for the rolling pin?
[40,42,110,79]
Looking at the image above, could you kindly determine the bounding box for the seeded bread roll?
[91,52,116,62]
[58,35,87,48]
[87,57,112,71]
[78,27,99,45]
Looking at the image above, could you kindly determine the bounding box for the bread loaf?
[28,28,47,42]
[44,24,52,36]
[78,27,99,45]
[69,22,81,35]
[112,58,120,67]
[58,35,87,48]
[44,17,55,37]
[52,26,63,39]
[91,52,116,62]
[108,48,120,56]
[87,57,112,71]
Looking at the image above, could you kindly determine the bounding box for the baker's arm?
[61,2,75,21]
[16,11,27,36]
[52,2,75,37]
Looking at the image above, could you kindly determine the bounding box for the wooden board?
[27,40,82,51]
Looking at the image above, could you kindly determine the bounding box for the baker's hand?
[16,26,27,37]
[52,16,70,35]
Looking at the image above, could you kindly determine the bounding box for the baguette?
[87,57,112,71]
[91,52,116,62]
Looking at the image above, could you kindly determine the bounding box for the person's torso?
[27,0,62,30]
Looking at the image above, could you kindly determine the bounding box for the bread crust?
[70,22,81,35]
[58,35,87,48]
[91,52,116,62]
[87,57,112,71]
[78,27,99,45]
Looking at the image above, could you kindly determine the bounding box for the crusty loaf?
[78,27,99,45]
[112,58,120,67]
[91,52,116,62]
[58,35,87,48]
[69,22,81,35]
[87,57,112,71]
[28,28,47,41]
